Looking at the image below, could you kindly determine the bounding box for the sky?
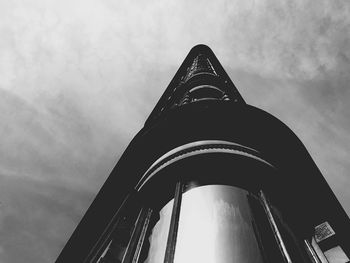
[0,0,350,262]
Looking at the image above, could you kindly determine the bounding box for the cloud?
[0,175,92,263]
[220,0,350,78]
[0,0,349,262]
[0,88,126,190]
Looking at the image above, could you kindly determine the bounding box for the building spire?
[145,44,245,127]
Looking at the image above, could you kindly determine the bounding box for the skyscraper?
[56,45,350,263]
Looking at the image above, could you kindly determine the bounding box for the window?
[91,183,295,263]
[93,198,142,263]
[174,184,264,263]
[189,85,224,101]
[140,199,173,263]
[177,85,229,106]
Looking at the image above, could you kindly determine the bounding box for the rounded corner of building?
[189,44,213,55]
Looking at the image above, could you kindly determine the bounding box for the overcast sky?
[1,0,350,262]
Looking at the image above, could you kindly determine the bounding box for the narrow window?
[139,182,183,263]
[94,204,141,263]
[259,190,292,263]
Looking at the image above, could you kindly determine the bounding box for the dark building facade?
[56,45,350,263]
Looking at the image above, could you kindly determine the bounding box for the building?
[56,45,350,263]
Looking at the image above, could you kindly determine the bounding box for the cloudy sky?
[0,0,350,262]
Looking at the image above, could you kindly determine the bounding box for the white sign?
[315,221,335,243]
